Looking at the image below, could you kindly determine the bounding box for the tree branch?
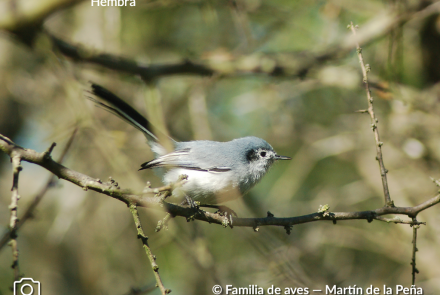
[0,128,77,251]
[9,151,22,281]
[0,0,84,47]
[411,218,420,285]
[1,133,439,233]
[350,22,393,207]
[41,2,440,82]
[48,32,214,82]
[129,205,170,295]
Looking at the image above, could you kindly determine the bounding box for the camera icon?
[13,278,40,295]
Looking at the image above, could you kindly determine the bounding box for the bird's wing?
[139,148,231,172]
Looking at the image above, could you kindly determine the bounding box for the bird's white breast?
[163,168,242,204]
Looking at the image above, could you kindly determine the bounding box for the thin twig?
[144,175,188,195]
[0,128,77,251]
[350,22,394,207]
[411,218,419,285]
[430,177,440,187]
[129,204,171,295]
[374,216,425,225]
[9,152,22,281]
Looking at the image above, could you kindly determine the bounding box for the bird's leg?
[181,195,199,209]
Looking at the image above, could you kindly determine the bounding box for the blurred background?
[1,0,440,294]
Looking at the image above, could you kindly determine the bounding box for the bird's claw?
[183,195,199,209]
[214,205,237,227]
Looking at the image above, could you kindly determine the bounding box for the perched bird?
[89,84,291,205]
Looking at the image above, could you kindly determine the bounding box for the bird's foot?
[200,204,237,227]
[181,195,200,209]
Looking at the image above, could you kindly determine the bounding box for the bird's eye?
[260,151,267,157]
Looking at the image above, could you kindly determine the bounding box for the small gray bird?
[89,84,291,205]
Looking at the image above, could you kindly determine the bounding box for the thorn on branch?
[284,225,292,235]
[13,164,23,173]
[8,204,18,210]
[186,215,196,223]
[137,234,149,243]
[43,142,57,160]
[267,211,274,218]
[355,109,369,113]
[9,231,17,240]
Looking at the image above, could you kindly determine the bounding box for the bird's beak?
[274,154,291,160]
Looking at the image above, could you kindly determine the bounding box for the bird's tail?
[88,83,159,145]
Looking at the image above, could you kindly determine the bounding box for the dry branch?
[129,205,170,295]
[350,22,393,207]
[9,152,22,281]
[0,129,77,251]
[1,0,440,79]
[411,218,420,285]
[1,133,439,231]
[48,33,214,82]
[40,2,440,82]
[0,0,84,46]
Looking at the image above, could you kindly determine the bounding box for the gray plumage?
[89,84,290,204]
